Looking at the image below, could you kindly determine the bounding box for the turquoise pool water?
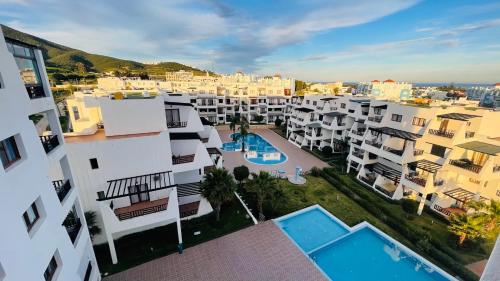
[276,208,349,252]
[221,133,287,165]
[275,207,455,281]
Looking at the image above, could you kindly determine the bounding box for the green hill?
[1,24,211,81]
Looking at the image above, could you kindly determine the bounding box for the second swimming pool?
[221,133,287,165]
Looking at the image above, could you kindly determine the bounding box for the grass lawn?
[94,200,253,276]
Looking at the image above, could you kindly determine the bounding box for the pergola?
[407,159,442,173]
[369,126,422,141]
[443,188,487,203]
[437,113,480,121]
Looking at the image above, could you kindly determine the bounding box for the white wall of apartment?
[0,30,99,281]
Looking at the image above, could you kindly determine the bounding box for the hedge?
[320,169,478,281]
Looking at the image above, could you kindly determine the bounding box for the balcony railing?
[65,219,82,244]
[360,176,376,185]
[167,121,187,128]
[323,121,332,126]
[172,154,195,165]
[383,146,404,156]
[374,185,395,197]
[368,116,383,123]
[465,131,475,138]
[351,129,366,136]
[428,129,455,138]
[26,85,46,99]
[365,139,382,148]
[405,174,427,187]
[336,122,346,127]
[114,198,168,221]
[40,135,59,153]
[52,180,72,202]
[449,159,482,173]
[352,151,364,159]
[413,149,424,156]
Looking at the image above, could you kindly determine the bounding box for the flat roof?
[437,113,481,121]
[457,141,500,155]
[65,129,160,143]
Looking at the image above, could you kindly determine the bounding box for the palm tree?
[238,117,250,152]
[85,211,102,241]
[229,116,240,141]
[245,171,278,221]
[467,200,500,234]
[449,213,486,245]
[201,168,236,221]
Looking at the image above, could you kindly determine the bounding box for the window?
[83,261,93,281]
[6,40,45,98]
[0,73,3,89]
[412,117,426,127]
[306,100,309,104]
[1,135,21,169]
[23,202,40,232]
[129,184,149,204]
[391,114,402,122]
[43,255,58,281]
[72,106,80,121]
[430,144,446,158]
[313,101,317,106]
[165,109,180,124]
[341,103,346,109]
[89,158,99,169]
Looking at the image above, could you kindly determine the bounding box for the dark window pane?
[90,158,99,169]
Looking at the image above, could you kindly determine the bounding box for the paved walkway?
[104,221,326,281]
[466,259,487,278]
[219,128,328,175]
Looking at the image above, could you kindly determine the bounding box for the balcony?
[365,139,382,148]
[360,175,376,185]
[404,174,427,187]
[383,146,404,156]
[413,149,424,156]
[449,159,482,173]
[351,129,365,136]
[428,129,455,139]
[374,184,395,198]
[172,154,195,165]
[167,121,187,128]
[40,135,59,153]
[52,180,72,202]
[114,198,168,221]
[465,131,475,138]
[65,218,82,244]
[322,121,332,126]
[368,116,383,123]
[352,151,364,159]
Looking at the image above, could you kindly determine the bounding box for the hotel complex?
[0,31,99,280]
[287,85,500,218]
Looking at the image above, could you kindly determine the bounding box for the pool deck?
[219,128,329,175]
[103,221,327,281]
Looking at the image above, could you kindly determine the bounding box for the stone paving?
[219,128,329,175]
[104,221,327,281]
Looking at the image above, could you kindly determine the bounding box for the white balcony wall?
[99,96,166,136]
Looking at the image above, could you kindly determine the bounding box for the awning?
[372,104,388,109]
[408,159,442,173]
[170,133,201,140]
[355,119,365,123]
[369,127,422,141]
[164,101,194,107]
[324,112,347,117]
[437,113,480,121]
[457,141,500,156]
[308,122,322,128]
[320,97,338,101]
[443,188,487,203]
[296,107,314,113]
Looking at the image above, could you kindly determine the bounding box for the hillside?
[1,25,211,81]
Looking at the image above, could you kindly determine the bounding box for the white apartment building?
[466,83,500,109]
[356,79,413,100]
[96,71,294,124]
[0,31,99,280]
[287,93,500,218]
[63,89,221,264]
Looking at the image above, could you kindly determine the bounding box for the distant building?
[356,79,412,100]
[466,83,500,109]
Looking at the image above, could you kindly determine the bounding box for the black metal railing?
[53,180,72,202]
[368,116,383,123]
[383,146,404,156]
[449,159,482,173]
[26,85,46,99]
[413,149,424,156]
[116,202,167,221]
[365,139,382,148]
[405,174,427,187]
[40,135,59,153]
[428,129,455,138]
[323,121,332,126]
[172,154,195,165]
[66,219,82,244]
[465,131,475,138]
[433,205,451,216]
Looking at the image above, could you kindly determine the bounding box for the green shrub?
[310,167,322,177]
[401,199,418,214]
[322,146,333,157]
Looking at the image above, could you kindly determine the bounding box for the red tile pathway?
[103,221,327,281]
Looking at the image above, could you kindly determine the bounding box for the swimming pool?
[221,133,287,165]
[275,206,456,281]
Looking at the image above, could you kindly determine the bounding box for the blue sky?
[1,0,500,83]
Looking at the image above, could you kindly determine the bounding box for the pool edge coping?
[273,205,458,281]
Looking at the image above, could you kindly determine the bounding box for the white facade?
[466,84,500,109]
[287,93,500,218]
[0,30,99,280]
[64,90,220,264]
[97,71,295,124]
[356,79,413,100]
